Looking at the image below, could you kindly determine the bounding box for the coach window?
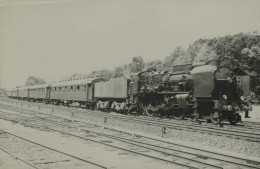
[81,85,85,91]
[80,85,85,91]
[76,85,80,91]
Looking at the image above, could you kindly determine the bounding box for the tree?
[163,46,187,69]
[88,69,114,79]
[25,76,46,86]
[194,43,218,62]
[241,46,260,60]
[145,60,163,71]
[208,33,260,69]
[128,56,145,73]
[186,39,209,63]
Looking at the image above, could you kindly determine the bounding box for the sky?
[0,0,260,89]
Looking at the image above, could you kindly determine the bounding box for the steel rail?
[1,109,259,168]
[0,112,201,169]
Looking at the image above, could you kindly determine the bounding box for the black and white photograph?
[0,0,260,168]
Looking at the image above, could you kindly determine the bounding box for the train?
[6,60,252,125]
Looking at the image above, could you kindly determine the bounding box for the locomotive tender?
[7,60,252,125]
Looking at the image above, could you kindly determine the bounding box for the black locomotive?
[7,60,252,125]
[129,60,252,124]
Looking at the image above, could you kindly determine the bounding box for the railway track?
[4,98,260,130]
[0,107,260,169]
[0,110,214,169]
[0,130,106,169]
[1,100,260,142]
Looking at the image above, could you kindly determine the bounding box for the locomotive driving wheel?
[211,112,221,124]
[160,111,168,118]
[190,114,199,122]
[145,105,157,116]
[173,111,185,119]
[228,114,240,125]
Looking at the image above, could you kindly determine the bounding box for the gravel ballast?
[1,99,260,159]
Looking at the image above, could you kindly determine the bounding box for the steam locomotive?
[7,60,252,125]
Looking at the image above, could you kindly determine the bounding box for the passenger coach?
[17,87,29,100]
[10,88,18,99]
[28,84,50,102]
[49,78,105,107]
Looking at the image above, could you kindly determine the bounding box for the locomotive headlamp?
[227,105,233,111]
[240,96,245,101]
[222,95,227,100]
[227,77,233,83]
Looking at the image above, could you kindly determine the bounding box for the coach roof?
[17,86,29,90]
[50,78,104,87]
[28,84,50,89]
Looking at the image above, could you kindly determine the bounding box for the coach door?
[46,87,50,100]
[87,83,93,101]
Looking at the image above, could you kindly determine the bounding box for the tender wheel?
[211,112,221,125]
[128,108,139,116]
[129,103,141,116]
